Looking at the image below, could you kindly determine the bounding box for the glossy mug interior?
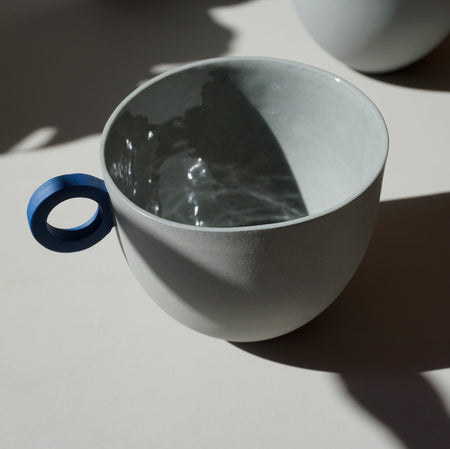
[27,57,388,342]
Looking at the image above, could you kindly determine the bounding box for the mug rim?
[100,56,389,232]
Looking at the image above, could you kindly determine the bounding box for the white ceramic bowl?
[293,0,450,73]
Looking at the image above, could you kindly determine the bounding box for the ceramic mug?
[27,57,388,342]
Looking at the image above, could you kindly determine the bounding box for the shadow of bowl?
[233,193,450,373]
[0,0,251,153]
[365,35,450,91]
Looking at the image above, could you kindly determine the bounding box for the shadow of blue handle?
[27,174,115,252]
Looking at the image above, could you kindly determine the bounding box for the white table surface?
[1,1,449,448]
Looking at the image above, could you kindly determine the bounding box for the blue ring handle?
[27,174,115,252]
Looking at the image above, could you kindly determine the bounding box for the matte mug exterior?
[106,172,383,341]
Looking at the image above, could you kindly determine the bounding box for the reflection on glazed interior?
[106,69,308,227]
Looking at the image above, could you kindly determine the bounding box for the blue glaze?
[27,174,115,252]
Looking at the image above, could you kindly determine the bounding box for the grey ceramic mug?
[28,57,388,342]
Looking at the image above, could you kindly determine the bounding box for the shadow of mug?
[233,193,450,374]
[233,193,450,449]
